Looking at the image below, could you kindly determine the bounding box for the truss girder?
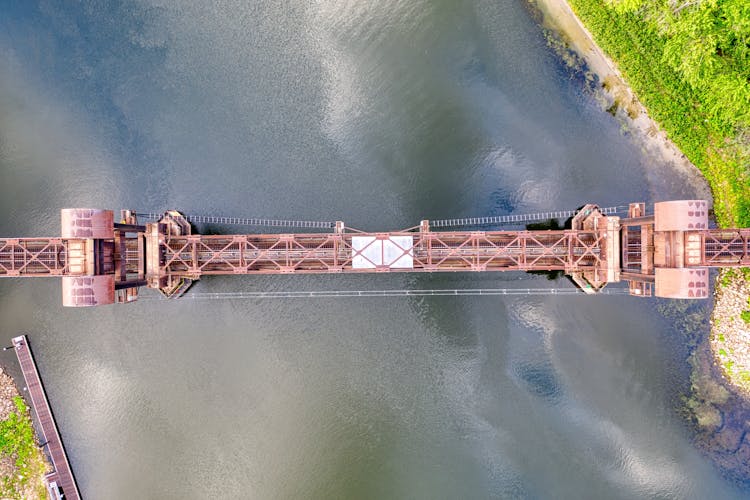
[0,238,67,276]
[159,230,606,276]
[5,227,750,284]
[699,229,750,266]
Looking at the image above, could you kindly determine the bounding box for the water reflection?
[0,0,745,498]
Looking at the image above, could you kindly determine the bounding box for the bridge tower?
[567,204,621,294]
[59,209,146,306]
[144,211,195,298]
[620,200,710,298]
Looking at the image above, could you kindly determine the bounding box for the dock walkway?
[12,335,80,500]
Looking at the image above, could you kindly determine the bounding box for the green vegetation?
[565,0,750,226]
[0,396,48,499]
[720,269,734,287]
[741,310,750,324]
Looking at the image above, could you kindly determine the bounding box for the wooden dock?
[12,335,80,500]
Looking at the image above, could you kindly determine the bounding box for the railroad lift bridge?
[1,200,749,306]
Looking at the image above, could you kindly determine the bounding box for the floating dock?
[12,335,80,500]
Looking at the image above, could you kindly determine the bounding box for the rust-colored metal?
[700,229,750,266]
[654,268,709,299]
[653,200,708,231]
[61,275,115,307]
[0,238,67,276]
[3,202,750,305]
[621,200,726,298]
[157,228,606,276]
[60,208,114,239]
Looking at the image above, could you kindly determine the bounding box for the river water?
[0,1,745,498]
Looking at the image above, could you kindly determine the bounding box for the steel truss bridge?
[1,200,748,306]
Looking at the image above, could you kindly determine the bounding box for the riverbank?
[0,367,50,499]
[529,0,711,195]
[538,0,750,226]
[527,0,750,482]
[528,0,750,396]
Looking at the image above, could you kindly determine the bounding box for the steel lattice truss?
[0,238,67,276]
[701,229,750,266]
[158,229,608,277]
[4,228,750,279]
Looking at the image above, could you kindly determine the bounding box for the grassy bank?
[563,0,749,226]
[0,396,49,499]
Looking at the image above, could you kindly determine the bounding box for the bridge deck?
[3,225,750,281]
[0,238,68,276]
[701,229,750,266]
[160,229,609,276]
[11,335,80,500]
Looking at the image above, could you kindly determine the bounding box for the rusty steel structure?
[1,201,749,306]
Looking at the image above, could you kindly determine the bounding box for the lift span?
[1,200,747,306]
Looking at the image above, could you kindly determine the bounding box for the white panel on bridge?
[351,236,414,269]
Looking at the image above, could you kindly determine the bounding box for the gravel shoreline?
[0,368,21,422]
[711,271,750,397]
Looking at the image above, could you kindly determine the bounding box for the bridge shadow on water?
[405,215,580,347]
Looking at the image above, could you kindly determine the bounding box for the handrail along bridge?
[1,200,748,306]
